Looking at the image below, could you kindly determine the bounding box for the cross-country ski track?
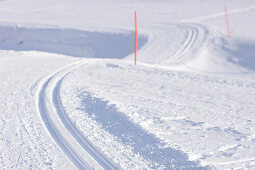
[1,2,255,169]
[36,60,118,169]
[31,22,207,169]
[32,22,208,169]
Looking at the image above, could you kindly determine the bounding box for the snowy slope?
[1,0,255,169]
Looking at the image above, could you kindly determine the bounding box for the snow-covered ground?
[1,0,255,169]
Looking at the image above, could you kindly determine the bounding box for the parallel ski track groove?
[38,76,89,169]
[36,61,117,170]
[162,25,199,64]
[53,75,117,169]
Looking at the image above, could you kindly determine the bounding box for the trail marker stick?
[225,6,231,38]
[135,11,137,65]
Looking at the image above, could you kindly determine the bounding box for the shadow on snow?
[226,40,255,71]
[0,25,147,59]
[77,91,209,169]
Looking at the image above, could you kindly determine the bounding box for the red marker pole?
[225,6,231,38]
[135,11,137,65]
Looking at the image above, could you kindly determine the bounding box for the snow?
[1,0,255,169]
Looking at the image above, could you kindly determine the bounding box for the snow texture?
[0,0,255,169]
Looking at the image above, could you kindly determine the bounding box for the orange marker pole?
[225,6,231,38]
[135,11,137,65]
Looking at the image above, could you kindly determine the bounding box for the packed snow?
[0,0,255,169]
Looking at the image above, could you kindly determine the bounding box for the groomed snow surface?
[1,0,255,169]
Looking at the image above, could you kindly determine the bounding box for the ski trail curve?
[36,60,117,170]
[37,76,89,169]
[162,24,207,65]
[162,25,198,64]
[53,76,117,169]
[136,23,207,69]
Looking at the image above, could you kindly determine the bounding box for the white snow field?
[1,0,255,169]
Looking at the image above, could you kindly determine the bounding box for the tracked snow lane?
[37,76,90,169]
[36,60,117,170]
[52,76,117,169]
[161,24,208,65]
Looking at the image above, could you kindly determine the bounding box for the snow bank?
[0,25,147,59]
